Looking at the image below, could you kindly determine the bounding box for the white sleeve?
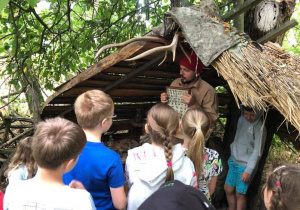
[3,183,13,209]
[8,167,27,183]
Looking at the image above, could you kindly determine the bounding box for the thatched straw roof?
[213,42,300,131]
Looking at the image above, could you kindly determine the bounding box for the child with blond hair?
[125,103,197,210]
[63,90,126,210]
[4,117,96,209]
[181,108,222,202]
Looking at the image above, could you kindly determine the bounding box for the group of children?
[3,89,300,210]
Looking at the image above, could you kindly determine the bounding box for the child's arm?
[110,186,127,210]
[109,155,127,209]
[208,149,222,194]
[8,167,27,183]
[208,176,218,195]
[245,125,267,176]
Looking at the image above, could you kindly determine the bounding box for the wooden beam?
[257,19,298,44]
[221,0,264,22]
[233,0,244,32]
[42,40,146,111]
[103,53,166,93]
[59,53,166,117]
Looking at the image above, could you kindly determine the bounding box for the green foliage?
[26,0,40,8]
[268,134,299,164]
[0,0,169,108]
[0,0,9,13]
[283,3,300,55]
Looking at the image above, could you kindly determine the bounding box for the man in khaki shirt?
[161,50,219,127]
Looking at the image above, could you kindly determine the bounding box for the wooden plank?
[257,19,298,44]
[42,40,147,111]
[77,80,166,90]
[102,53,166,93]
[89,74,173,85]
[57,53,166,117]
[59,87,162,98]
[102,67,179,79]
[114,60,180,73]
[47,96,160,105]
[221,0,264,22]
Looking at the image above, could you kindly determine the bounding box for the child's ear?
[63,157,78,172]
[100,118,107,126]
[145,124,150,134]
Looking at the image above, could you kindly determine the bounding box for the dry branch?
[0,128,34,149]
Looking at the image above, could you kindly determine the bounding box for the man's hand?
[181,92,196,106]
[241,171,251,182]
[69,180,86,190]
[160,92,168,103]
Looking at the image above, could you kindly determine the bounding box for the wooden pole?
[221,0,264,21]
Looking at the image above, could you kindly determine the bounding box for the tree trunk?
[25,78,42,125]
[245,0,295,44]
[170,0,180,8]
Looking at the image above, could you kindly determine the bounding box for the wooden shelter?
[41,6,300,151]
[40,3,299,207]
[41,37,229,147]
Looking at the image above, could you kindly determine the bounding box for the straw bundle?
[212,42,300,131]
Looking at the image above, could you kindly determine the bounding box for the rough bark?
[25,78,42,125]
[245,0,296,44]
[171,0,180,8]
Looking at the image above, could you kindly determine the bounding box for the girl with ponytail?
[263,164,300,210]
[125,103,197,210]
[181,108,222,202]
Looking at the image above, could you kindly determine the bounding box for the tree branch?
[28,6,52,32]
[0,91,24,110]
[0,128,34,149]
[0,33,14,40]
[0,86,27,100]
[9,2,19,61]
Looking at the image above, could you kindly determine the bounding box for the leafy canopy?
[0,0,169,96]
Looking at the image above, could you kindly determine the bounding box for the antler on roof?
[94,36,169,60]
[125,32,181,65]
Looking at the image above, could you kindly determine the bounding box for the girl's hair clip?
[276,182,281,186]
[195,126,201,130]
[167,162,172,167]
[273,165,286,173]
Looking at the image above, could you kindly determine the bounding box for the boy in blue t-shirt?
[63,90,127,210]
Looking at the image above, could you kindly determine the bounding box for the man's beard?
[180,75,197,84]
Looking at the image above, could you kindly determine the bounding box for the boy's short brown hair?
[74,90,114,129]
[32,117,86,169]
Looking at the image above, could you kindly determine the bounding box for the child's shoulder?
[86,142,120,157]
[204,147,219,156]
[127,143,153,153]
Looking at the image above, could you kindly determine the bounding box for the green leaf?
[0,0,9,13]
[26,0,40,8]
